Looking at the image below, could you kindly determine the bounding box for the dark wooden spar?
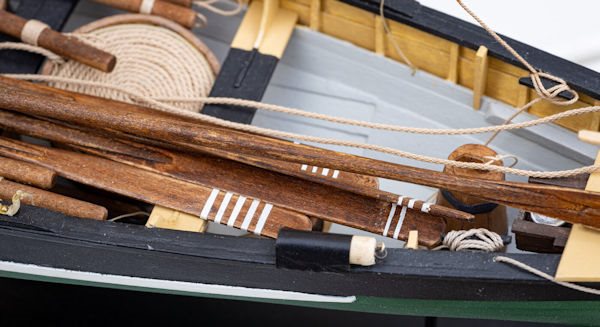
[0,76,597,228]
[0,111,455,246]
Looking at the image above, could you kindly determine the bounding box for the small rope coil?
[436,229,504,252]
[20,20,49,46]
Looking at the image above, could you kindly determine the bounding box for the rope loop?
[530,71,579,106]
[438,229,504,252]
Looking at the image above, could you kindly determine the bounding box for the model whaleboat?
[0,0,599,325]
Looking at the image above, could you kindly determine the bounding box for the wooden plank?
[472,45,488,110]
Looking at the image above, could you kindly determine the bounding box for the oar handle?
[0,10,116,72]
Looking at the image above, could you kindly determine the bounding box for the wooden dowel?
[0,10,116,72]
[0,137,311,238]
[0,76,598,228]
[93,0,197,28]
[0,156,56,189]
[0,112,457,246]
[0,178,107,220]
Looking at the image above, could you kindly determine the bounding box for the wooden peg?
[0,10,116,72]
[374,15,385,55]
[436,144,508,235]
[0,178,107,220]
[447,43,459,83]
[472,45,488,110]
[309,0,321,31]
[93,0,197,29]
[405,230,419,249]
[0,156,56,189]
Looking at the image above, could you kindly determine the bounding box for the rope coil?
[435,229,504,252]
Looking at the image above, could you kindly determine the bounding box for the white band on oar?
[140,0,156,14]
[21,20,49,46]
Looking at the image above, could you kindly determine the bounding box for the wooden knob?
[93,0,197,29]
[436,144,508,235]
[0,10,116,72]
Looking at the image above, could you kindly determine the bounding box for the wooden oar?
[0,76,599,227]
[92,0,197,28]
[0,111,455,246]
[0,137,311,238]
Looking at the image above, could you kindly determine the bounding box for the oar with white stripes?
[0,112,455,246]
[0,137,312,238]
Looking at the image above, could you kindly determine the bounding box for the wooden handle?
[0,156,56,189]
[93,0,197,28]
[0,10,116,72]
[0,76,597,228]
[0,179,107,220]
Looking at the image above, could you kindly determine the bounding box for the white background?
[419,0,600,72]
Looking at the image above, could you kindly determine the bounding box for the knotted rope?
[434,228,504,252]
[456,0,580,146]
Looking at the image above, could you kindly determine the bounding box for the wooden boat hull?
[1,0,600,325]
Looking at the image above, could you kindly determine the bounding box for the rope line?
[495,256,600,296]
[379,0,417,74]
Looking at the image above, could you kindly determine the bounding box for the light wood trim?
[309,0,321,30]
[472,45,489,110]
[447,43,459,83]
[147,205,208,232]
[374,15,385,55]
